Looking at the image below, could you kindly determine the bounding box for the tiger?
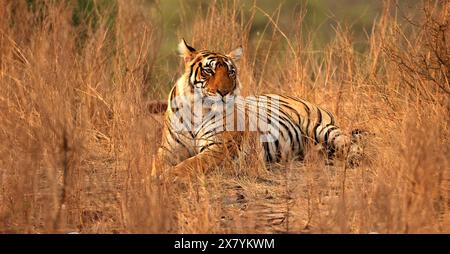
[154,39,364,179]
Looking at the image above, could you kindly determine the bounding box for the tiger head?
[178,39,242,102]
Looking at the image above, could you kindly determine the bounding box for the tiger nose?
[217,89,229,97]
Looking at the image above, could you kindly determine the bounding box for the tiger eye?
[202,68,213,76]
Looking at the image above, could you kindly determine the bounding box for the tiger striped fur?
[156,39,363,178]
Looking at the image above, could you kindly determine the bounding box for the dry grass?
[0,0,449,233]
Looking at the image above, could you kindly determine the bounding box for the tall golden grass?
[0,0,448,233]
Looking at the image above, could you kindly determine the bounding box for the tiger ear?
[227,46,243,61]
[178,39,196,63]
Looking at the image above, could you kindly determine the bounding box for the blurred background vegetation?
[21,0,421,95]
[52,0,420,48]
[158,0,384,49]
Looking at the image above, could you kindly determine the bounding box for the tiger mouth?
[203,94,237,106]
